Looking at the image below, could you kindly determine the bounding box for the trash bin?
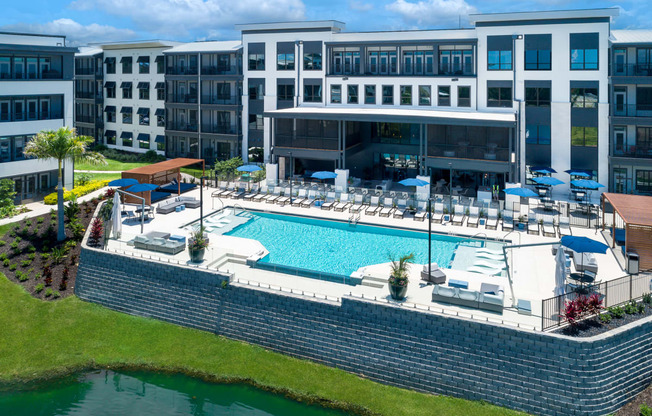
[627,251,639,275]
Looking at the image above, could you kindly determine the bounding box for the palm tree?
[24,127,106,241]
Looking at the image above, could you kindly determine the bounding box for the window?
[303,41,322,70]
[525,87,551,107]
[487,35,512,70]
[304,83,322,103]
[248,114,264,130]
[331,85,341,104]
[249,82,264,100]
[277,53,295,70]
[332,49,361,75]
[138,56,150,74]
[637,48,652,73]
[122,108,132,124]
[525,125,551,144]
[139,110,149,126]
[278,84,294,101]
[157,88,164,100]
[636,170,652,193]
[157,115,164,127]
[248,53,265,70]
[636,87,652,111]
[156,56,164,73]
[571,126,598,147]
[364,85,376,105]
[524,34,551,70]
[106,110,116,123]
[487,87,512,107]
[637,127,652,150]
[438,86,450,106]
[570,33,598,70]
[106,84,116,99]
[121,57,132,74]
[139,140,150,150]
[571,88,598,108]
[438,47,473,75]
[418,86,431,106]
[382,85,393,105]
[348,85,358,104]
[122,134,133,147]
[458,86,470,107]
[402,48,434,75]
[122,83,132,99]
[400,86,412,105]
[106,57,116,74]
[138,83,149,100]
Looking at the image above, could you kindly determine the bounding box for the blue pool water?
[225,212,501,277]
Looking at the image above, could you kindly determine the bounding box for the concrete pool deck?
[105,186,626,331]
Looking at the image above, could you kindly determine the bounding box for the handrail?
[233,204,246,216]
[211,193,224,211]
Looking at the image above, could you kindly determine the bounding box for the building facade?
[0,32,76,203]
[74,47,103,144]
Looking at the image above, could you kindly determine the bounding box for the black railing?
[202,124,238,135]
[0,70,62,80]
[613,144,652,159]
[427,144,509,162]
[0,111,62,122]
[612,104,652,118]
[166,122,198,132]
[275,134,338,150]
[611,63,652,77]
[201,95,240,105]
[166,66,199,75]
[201,65,241,75]
[75,92,103,100]
[75,68,102,76]
[167,94,198,104]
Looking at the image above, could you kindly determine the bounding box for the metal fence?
[542,273,652,330]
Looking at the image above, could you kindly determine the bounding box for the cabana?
[122,158,204,205]
[601,192,652,269]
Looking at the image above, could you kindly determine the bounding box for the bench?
[518,299,532,315]
[448,279,469,289]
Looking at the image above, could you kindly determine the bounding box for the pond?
[0,370,350,415]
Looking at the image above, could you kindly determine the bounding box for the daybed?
[156,196,201,214]
[158,179,198,194]
[431,282,504,312]
[133,234,185,255]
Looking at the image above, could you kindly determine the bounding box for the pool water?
[0,370,348,416]
[225,212,502,277]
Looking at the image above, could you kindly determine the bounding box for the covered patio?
[122,158,205,204]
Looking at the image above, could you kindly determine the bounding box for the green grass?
[180,167,206,180]
[75,159,150,172]
[0,273,523,416]
[76,172,122,183]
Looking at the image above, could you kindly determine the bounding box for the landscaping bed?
[0,195,106,300]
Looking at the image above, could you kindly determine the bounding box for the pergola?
[601,192,652,269]
[122,158,204,205]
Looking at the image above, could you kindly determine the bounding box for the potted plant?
[407,204,416,214]
[388,253,414,301]
[188,226,209,263]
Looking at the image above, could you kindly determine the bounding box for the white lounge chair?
[301,190,316,208]
[558,216,572,236]
[349,194,367,213]
[485,208,498,230]
[451,204,465,225]
[243,185,259,201]
[413,200,428,221]
[276,187,291,206]
[264,187,282,204]
[431,203,444,223]
[502,211,514,231]
[379,198,395,217]
[334,194,352,212]
[393,199,408,218]
[321,192,337,210]
[292,189,307,207]
[467,265,504,276]
[467,206,479,227]
[542,216,556,237]
[365,196,380,215]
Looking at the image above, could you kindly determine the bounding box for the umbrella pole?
[428,198,432,279]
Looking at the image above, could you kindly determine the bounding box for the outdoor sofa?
[156,196,201,214]
[431,282,504,313]
[133,233,185,255]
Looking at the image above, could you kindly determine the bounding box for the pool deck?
[106,186,625,331]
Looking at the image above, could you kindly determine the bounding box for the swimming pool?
[225,212,503,277]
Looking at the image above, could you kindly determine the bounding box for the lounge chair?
[542,216,556,237]
[365,196,380,215]
[502,211,514,231]
[301,190,316,208]
[558,216,572,236]
[292,189,307,207]
[420,263,447,285]
[230,186,246,199]
[413,200,428,221]
[393,199,408,219]
[334,194,352,212]
[243,185,259,201]
[264,187,282,204]
[467,206,480,227]
[349,194,367,213]
[431,203,444,223]
[527,212,539,235]
[475,251,505,261]
[467,265,504,276]
[451,204,465,225]
[213,181,231,197]
[252,187,267,202]
[276,187,291,206]
[321,192,337,210]
[485,208,498,230]
[379,198,395,217]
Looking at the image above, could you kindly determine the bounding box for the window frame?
[330,84,342,104]
[348,85,359,104]
[364,85,376,105]
[400,85,412,106]
[438,85,451,107]
[418,85,431,106]
[487,87,513,108]
[303,84,322,103]
[457,86,470,107]
[382,85,393,105]
[525,87,551,107]
[248,53,265,71]
[570,88,598,108]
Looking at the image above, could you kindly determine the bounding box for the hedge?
[44,180,110,205]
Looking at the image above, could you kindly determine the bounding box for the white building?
[0,32,76,203]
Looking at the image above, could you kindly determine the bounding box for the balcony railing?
[167,94,198,104]
[0,70,62,80]
[75,92,103,100]
[613,144,652,159]
[201,65,241,75]
[75,115,103,125]
[202,124,238,135]
[166,122,198,132]
[201,95,240,105]
[611,63,652,77]
[75,68,102,76]
[275,134,339,150]
[427,144,509,162]
[0,111,63,122]
[166,66,199,75]
[612,104,652,118]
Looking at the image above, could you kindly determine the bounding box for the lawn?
[76,172,122,183]
[75,159,150,172]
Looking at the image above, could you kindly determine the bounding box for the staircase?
[361,274,388,288]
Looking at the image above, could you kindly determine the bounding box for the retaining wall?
[76,245,652,416]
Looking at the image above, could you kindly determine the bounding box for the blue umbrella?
[532,177,564,186]
[311,171,338,180]
[531,166,557,174]
[560,236,609,254]
[399,178,429,187]
[237,164,262,173]
[126,183,159,193]
[565,169,591,178]
[571,180,605,189]
[108,178,139,187]
[503,187,538,198]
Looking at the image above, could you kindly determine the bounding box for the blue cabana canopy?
[108,178,139,187]
[237,164,262,173]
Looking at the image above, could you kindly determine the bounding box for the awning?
[104,105,116,112]
[104,81,115,88]
[137,133,150,142]
[104,130,116,138]
[137,56,149,63]
[155,135,165,143]
[137,108,150,115]
[155,108,165,116]
[120,106,132,113]
[154,82,165,89]
[137,82,149,89]
[120,57,131,63]
[120,81,132,88]
[120,132,133,139]
[155,56,164,63]
[264,106,517,127]
[103,57,115,63]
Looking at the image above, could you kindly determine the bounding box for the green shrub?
[14,236,21,243]
[638,303,646,314]
[640,403,652,416]
[20,260,31,267]
[34,283,44,293]
[44,288,53,297]
[599,313,612,324]
[20,226,29,235]
[16,271,29,282]
[27,245,36,253]
[0,240,5,246]
[53,291,61,299]
[40,253,50,260]
[624,301,638,315]
[37,217,44,224]
[9,241,18,249]
[608,306,625,319]
[28,253,36,260]
[2,259,9,267]
[0,253,6,261]
[644,293,652,305]
[12,223,19,231]
[43,180,110,205]
[9,263,17,271]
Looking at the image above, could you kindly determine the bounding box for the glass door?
[25,175,36,199]
[614,49,626,75]
[13,177,23,204]
[40,99,49,119]
[27,99,38,120]
[40,173,50,191]
[614,88,627,116]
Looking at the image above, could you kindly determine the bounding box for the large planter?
[389,284,408,300]
[189,247,205,263]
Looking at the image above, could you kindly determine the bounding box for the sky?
[0,0,649,46]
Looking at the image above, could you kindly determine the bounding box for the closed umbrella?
[397,178,434,282]
[108,178,139,187]
[554,244,567,296]
[532,177,564,186]
[112,191,121,239]
[503,187,538,198]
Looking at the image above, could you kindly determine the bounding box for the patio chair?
[527,211,539,235]
[451,204,465,225]
[292,189,307,207]
[230,185,246,199]
[301,190,316,208]
[467,206,480,227]
[379,197,395,217]
[413,200,428,221]
[264,186,282,204]
[252,186,267,202]
[321,192,337,210]
[501,210,514,231]
[213,181,231,197]
[393,199,408,219]
[243,184,259,201]
[365,196,380,215]
[349,194,367,213]
[485,208,498,230]
[542,215,556,237]
[334,194,352,212]
[431,203,444,223]
[276,187,292,206]
[558,216,572,236]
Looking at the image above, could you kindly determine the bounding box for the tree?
[0,178,17,218]
[24,127,106,241]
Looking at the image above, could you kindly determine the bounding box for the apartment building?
[74,47,103,143]
[163,41,243,162]
[0,32,76,203]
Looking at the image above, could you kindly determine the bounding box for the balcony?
[201,65,241,75]
[75,68,102,76]
[611,63,652,77]
[613,144,652,159]
[202,124,238,135]
[427,143,509,162]
[75,115,103,125]
[166,122,198,132]
[75,91,103,100]
[0,111,63,122]
[275,134,338,150]
[167,94,198,104]
[0,70,62,80]
[612,104,652,118]
[201,95,240,105]
[166,66,198,76]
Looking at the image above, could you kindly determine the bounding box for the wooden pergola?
[602,192,652,269]
[122,158,204,204]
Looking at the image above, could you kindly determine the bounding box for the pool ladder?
[348,212,360,226]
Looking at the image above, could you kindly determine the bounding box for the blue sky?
[0,0,648,46]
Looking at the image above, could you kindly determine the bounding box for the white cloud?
[349,0,374,12]
[0,18,136,46]
[69,0,306,38]
[386,0,477,27]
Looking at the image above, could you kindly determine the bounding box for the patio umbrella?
[236,164,262,173]
[398,178,429,187]
[531,166,557,174]
[311,171,338,180]
[532,176,564,186]
[126,183,159,193]
[564,169,591,178]
[108,178,139,187]
[112,191,121,239]
[554,244,567,296]
[570,179,605,190]
[560,236,609,254]
[503,187,538,198]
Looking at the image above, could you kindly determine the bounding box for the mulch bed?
[552,303,652,338]
[617,383,652,415]
[0,197,104,300]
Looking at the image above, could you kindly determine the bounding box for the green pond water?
[0,370,349,415]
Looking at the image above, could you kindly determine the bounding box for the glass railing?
[201,95,240,105]
[167,94,198,104]
[166,66,199,75]
[427,143,509,161]
[612,104,652,117]
[611,63,652,77]
[613,144,652,159]
[0,112,62,122]
[166,122,198,132]
[201,65,241,75]
[275,135,338,150]
[201,124,238,135]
